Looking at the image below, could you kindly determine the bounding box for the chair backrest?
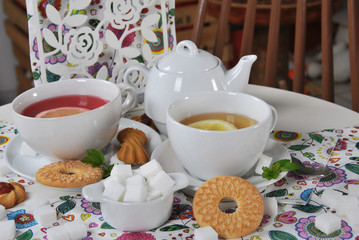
[25,0,176,99]
[192,0,359,112]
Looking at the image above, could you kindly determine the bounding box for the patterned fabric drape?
[26,0,176,95]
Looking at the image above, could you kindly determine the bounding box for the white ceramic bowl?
[82,173,189,232]
[11,79,136,160]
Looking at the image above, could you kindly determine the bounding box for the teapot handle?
[176,40,199,56]
[123,64,150,95]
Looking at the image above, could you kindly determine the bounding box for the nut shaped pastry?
[116,128,149,165]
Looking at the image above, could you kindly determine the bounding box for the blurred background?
[0,0,352,109]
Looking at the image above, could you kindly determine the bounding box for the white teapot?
[124,40,257,134]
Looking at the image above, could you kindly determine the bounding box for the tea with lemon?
[180,112,258,131]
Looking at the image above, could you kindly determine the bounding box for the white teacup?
[166,91,277,181]
[12,78,136,161]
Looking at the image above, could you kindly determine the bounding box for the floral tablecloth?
[1,119,359,240]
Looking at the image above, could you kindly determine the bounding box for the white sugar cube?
[0,161,12,176]
[126,174,146,186]
[146,188,162,201]
[315,213,341,235]
[320,189,343,208]
[347,206,359,228]
[0,205,6,220]
[148,170,175,195]
[20,142,38,157]
[0,220,16,240]
[335,195,359,218]
[103,180,125,201]
[110,164,132,182]
[33,205,57,227]
[24,196,49,213]
[64,220,88,240]
[348,185,359,198]
[132,168,143,176]
[110,154,125,165]
[263,197,278,217]
[255,154,273,175]
[194,226,218,240]
[123,184,147,203]
[47,226,71,240]
[140,160,163,178]
[123,175,147,203]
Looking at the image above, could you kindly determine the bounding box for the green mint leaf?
[102,164,114,179]
[261,159,301,180]
[81,149,105,167]
[283,162,301,171]
[276,159,291,166]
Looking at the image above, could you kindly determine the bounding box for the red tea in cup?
[21,94,109,118]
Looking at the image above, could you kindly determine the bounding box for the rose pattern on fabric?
[116,232,156,240]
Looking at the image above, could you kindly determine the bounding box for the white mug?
[12,78,136,160]
[166,91,277,181]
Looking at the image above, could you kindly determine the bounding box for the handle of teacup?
[117,83,137,115]
[269,105,278,132]
[123,64,149,95]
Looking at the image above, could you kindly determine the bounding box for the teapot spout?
[225,55,257,92]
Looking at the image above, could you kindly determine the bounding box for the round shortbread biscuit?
[36,160,103,188]
[193,176,264,239]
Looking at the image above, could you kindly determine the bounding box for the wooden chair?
[192,0,359,112]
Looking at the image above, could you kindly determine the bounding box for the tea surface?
[181,112,258,130]
[22,95,109,118]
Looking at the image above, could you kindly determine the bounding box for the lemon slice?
[35,107,90,118]
[188,119,237,131]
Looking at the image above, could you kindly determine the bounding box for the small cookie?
[193,176,264,239]
[36,160,103,188]
[0,182,27,209]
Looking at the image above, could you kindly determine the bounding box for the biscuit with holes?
[193,176,264,238]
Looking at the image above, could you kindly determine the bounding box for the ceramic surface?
[11,79,136,161]
[124,40,257,134]
[4,118,161,190]
[166,91,277,181]
[82,172,189,232]
[151,138,289,196]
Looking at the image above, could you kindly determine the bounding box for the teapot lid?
[157,40,218,73]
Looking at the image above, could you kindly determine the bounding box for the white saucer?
[4,118,162,191]
[151,138,290,196]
